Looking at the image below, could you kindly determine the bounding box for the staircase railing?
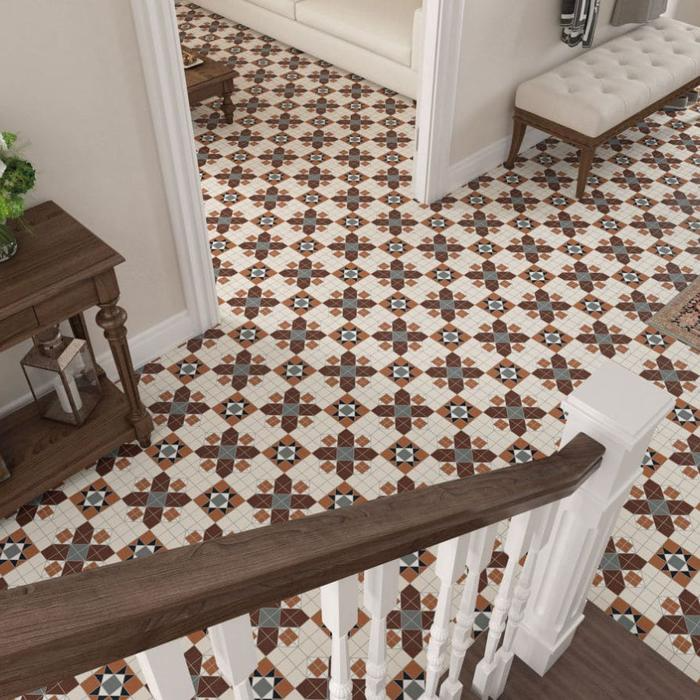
[0,362,672,700]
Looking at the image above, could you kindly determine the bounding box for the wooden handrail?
[0,433,603,698]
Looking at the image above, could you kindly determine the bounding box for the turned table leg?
[96,301,153,447]
[222,78,234,124]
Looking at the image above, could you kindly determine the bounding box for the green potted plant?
[0,131,36,262]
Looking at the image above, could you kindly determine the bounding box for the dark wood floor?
[459,603,699,699]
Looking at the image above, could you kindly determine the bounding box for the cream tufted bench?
[505,18,700,197]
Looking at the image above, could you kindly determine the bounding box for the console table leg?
[96,302,153,447]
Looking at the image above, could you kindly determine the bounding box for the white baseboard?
[447,127,549,193]
[0,309,199,419]
[100,309,198,380]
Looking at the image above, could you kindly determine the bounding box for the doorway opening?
[132,0,463,334]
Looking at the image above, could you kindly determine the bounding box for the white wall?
[449,0,639,165]
[0,0,188,408]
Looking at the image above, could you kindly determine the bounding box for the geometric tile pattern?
[3,2,699,695]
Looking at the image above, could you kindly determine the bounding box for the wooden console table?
[0,201,153,519]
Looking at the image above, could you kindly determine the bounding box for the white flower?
[0,133,6,152]
[0,160,5,179]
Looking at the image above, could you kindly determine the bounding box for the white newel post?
[321,575,359,700]
[137,638,196,700]
[210,614,257,700]
[364,560,400,700]
[513,361,673,675]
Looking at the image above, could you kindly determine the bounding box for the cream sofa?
[194,0,424,98]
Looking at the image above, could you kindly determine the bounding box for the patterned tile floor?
[4,2,700,697]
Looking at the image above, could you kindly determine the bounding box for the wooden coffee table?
[184,51,235,124]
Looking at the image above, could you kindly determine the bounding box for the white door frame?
[130,0,219,336]
[130,0,462,331]
[413,0,465,204]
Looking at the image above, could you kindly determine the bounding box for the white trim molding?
[447,127,549,194]
[130,0,219,333]
[413,0,466,204]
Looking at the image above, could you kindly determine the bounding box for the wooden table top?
[184,51,236,92]
[0,201,123,319]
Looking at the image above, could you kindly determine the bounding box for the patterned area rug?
[653,277,700,349]
[3,2,700,697]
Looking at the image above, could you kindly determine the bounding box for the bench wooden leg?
[222,78,234,125]
[577,145,595,198]
[505,118,527,169]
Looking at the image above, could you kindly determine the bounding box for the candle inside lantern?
[21,325,100,426]
[53,373,83,414]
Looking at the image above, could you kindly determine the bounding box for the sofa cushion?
[295,0,422,66]
[515,18,700,137]
[248,0,296,20]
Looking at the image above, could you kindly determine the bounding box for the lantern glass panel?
[22,335,101,426]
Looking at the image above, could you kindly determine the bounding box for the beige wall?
[0,0,187,407]
[674,0,700,25]
[449,0,648,163]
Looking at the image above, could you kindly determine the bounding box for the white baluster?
[137,638,195,700]
[472,511,539,700]
[490,504,556,699]
[364,560,400,700]
[422,534,470,699]
[439,524,498,700]
[513,361,673,675]
[210,614,257,700]
[321,575,359,700]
